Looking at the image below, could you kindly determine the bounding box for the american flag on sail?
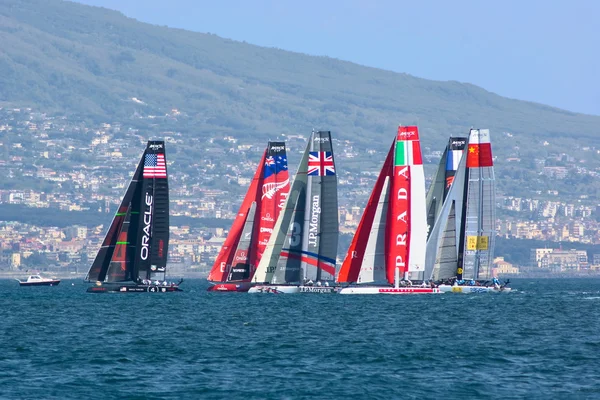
[307,152,335,176]
[143,153,167,178]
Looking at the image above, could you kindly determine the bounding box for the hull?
[18,280,61,287]
[438,284,512,293]
[87,284,182,293]
[339,286,441,295]
[248,285,339,294]
[207,282,252,292]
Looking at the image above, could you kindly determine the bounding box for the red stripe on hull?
[207,283,251,292]
[379,288,439,293]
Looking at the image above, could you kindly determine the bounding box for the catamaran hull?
[207,282,252,292]
[87,284,183,293]
[438,285,512,293]
[338,286,441,295]
[248,285,339,294]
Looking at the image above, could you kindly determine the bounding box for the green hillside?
[0,0,599,178]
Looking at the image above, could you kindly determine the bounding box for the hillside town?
[1,106,600,277]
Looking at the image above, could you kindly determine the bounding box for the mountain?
[1,0,599,205]
[1,1,598,143]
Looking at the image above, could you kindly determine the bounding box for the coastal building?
[493,256,519,276]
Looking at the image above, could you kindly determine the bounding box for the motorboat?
[16,274,61,287]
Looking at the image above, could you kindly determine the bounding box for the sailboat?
[248,130,339,294]
[207,142,290,292]
[425,129,510,293]
[86,140,181,293]
[426,137,467,237]
[337,126,439,294]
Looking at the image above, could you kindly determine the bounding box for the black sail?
[86,140,170,284]
[133,141,169,281]
[85,151,144,282]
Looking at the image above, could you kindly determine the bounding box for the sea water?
[1,278,599,399]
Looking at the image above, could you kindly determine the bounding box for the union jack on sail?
[307,152,335,176]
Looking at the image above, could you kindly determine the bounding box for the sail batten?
[426,130,496,281]
[254,131,339,285]
[338,126,427,286]
[457,129,496,279]
[86,140,170,284]
[208,142,290,287]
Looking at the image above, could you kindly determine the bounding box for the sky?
[75,0,599,116]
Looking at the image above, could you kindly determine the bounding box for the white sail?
[432,201,458,281]
[460,129,496,280]
[425,144,468,280]
[356,176,390,284]
[252,131,339,285]
[408,163,427,273]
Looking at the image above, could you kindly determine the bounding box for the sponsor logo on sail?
[148,143,164,150]
[270,145,286,152]
[260,227,273,233]
[140,193,153,260]
[158,239,164,258]
[398,130,417,138]
[278,191,288,210]
[262,179,290,200]
[308,195,321,247]
[313,136,329,143]
[234,251,247,262]
[393,166,409,273]
[261,213,274,222]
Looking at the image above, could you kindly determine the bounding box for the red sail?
[337,142,394,283]
[254,143,290,268]
[386,126,419,283]
[207,151,265,282]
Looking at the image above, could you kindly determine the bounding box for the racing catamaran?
[249,130,339,294]
[86,141,181,293]
[337,126,438,294]
[425,129,510,293]
[207,142,290,292]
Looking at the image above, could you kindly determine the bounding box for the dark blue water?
[1,278,600,399]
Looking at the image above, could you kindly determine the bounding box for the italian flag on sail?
[386,126,427,282]
[395,128,423,166]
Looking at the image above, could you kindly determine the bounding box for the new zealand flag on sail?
[264,155,288,178]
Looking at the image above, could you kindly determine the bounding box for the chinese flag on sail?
[466,129,493,168]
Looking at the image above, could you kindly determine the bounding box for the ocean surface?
[1,278,600,400]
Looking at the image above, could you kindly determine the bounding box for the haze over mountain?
[75,0,600,116]
[1,0,599,156]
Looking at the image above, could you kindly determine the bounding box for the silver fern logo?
[261,179,290,200]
